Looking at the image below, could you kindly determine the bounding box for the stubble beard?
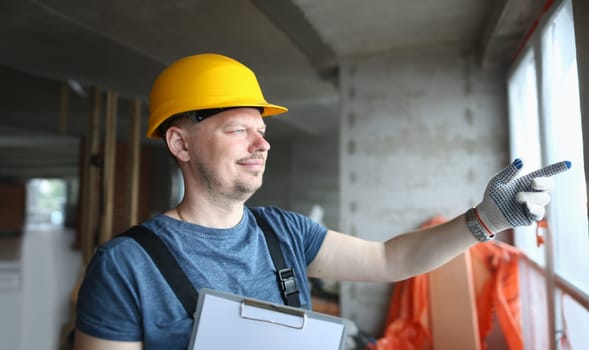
[197,162,263,204]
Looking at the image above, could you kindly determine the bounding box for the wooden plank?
[542,221,558,350]
[81,87,101,264]
[99,90,118,244]
[126,99,142,227]
[520,253,589,312]
[429,250,481,350]
[0,182,26,233]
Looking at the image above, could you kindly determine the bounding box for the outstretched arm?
[308,215,476,281]
[308,160,571,282]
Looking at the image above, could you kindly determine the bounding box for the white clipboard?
[187,288,346,350]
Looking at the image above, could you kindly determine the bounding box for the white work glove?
[466,159,571,241]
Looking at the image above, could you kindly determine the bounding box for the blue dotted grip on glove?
[487,159,571,227]
[467,159,571,242]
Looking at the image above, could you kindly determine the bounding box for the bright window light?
[508,0,588,348]
[508,50,544,264]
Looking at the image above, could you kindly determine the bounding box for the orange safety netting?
[375,216,523,350]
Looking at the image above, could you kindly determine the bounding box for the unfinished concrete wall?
[249,132,340,230]
[338,49,509,335]
[290,133,340,229]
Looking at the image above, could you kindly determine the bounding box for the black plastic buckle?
[278,268,299,297]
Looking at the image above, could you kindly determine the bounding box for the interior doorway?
[25,178,68,229]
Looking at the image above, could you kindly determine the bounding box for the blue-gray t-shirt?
[75,206,327,349]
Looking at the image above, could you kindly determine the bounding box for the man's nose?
[249,132,270,153]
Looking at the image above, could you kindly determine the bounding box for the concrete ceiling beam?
[479,0,545,71]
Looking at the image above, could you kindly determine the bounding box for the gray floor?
[0,225,82,350]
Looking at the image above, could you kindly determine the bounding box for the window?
[508,49,543,263]
[26,179,66,228]
[507,0,589,348]
[540,0,588,295]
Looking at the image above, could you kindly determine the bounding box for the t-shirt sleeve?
[75,243,143,341]
[299,213,328,264]
[263,206,328,265]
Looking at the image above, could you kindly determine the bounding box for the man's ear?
[166,126,190,163]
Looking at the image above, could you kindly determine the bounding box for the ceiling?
[0,0,543,176]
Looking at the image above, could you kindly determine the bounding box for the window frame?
[507,0,589,348]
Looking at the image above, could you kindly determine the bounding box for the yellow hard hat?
[147,53,288,138]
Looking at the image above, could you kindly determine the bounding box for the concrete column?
[338,49,509,335]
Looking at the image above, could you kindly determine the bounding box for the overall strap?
[120,225,198,318]
[251,210,301,307]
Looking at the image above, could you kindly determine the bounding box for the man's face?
[185,107,270,202]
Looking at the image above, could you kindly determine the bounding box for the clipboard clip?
[240,299,307,329]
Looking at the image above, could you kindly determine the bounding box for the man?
[73,53,570,349]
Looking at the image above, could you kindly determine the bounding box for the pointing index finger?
[526,161,572,179]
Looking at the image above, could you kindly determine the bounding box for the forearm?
[384,213,479,280]
[308,214,480,283]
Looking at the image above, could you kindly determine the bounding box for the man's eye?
[258,130,266,137]
[230,129,245,134]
